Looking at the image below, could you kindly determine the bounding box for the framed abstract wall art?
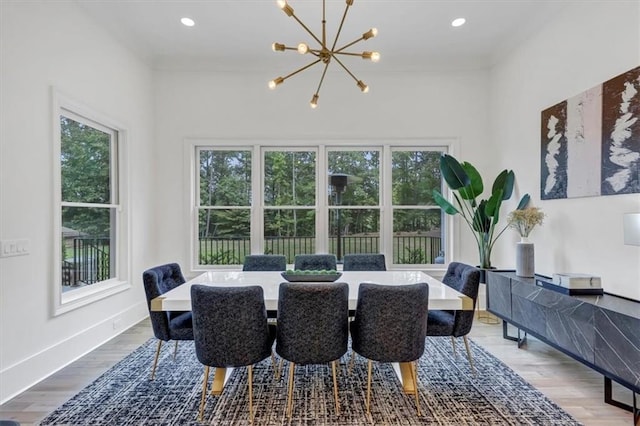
[541,65,639,200]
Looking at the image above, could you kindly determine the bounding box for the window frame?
[187,139,457,271]
[52,89,130,315]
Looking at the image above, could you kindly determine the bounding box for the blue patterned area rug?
[38,337,580,425]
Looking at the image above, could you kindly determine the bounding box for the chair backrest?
[351,282,429,363]
[342,253,386,271]
[276,282,349,365]
[142,263,186,341]
[293,254,337,271]
[191,285,274,368]
[243,254,287,271]
[442,262,480,337]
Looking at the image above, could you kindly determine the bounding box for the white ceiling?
[75,0,569,72]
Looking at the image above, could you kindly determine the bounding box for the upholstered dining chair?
[342,253,386,271]
[142,263,193,380]
[276,282,349,417]
[293,254,337,271]
[349,282,430,415]
[243,254,287,271]
[426,262,480,375]
[191,285,276,422]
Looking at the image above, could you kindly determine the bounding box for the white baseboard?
[0,303,148,404]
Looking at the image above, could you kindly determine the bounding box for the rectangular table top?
[151,270,473,312]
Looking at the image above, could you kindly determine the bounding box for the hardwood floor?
[0,315,634,425]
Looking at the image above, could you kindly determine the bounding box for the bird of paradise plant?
[432,154,530,269]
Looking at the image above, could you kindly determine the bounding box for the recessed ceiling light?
[451,18,466,27]
[181,17,195,27]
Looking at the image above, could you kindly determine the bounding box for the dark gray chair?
[426,262,480,374]
[191,285,276,422]
[293,254,337,271]
[342,253,386,271]
[350,282,429,415]
[142,263,193,380]
[243,254,287,271]
[276,282,349,417]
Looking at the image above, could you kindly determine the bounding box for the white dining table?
[151,270,473,395]
[151,270,472,312]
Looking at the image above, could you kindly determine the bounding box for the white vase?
[516,237,535,277]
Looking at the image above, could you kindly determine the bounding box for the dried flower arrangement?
[507,207,545,238]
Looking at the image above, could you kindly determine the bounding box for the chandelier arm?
[332,51,366,58]
[334,36,365,54]
[330,0,352,52]
[291,14,324,47]
[282,59,323,81]
[331,55,359,83]
[322,0,326,48]
[314,61,331,96]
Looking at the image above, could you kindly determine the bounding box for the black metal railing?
[199,234,441,265]
[62,237,110,286]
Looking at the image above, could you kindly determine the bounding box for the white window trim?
[51,88,131,315]
[185,138,459,273]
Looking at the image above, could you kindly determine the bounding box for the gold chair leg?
[248,365,254,423]
[450,336,458,357]
[348,351,356,374]
[463,336,476,376]
[331,360,340,415]
[287,362,295,418]
[199,365,210,422]
[366,359,373,415]
[150,340,163,380]
[173,340,179,360]
[412,361,421,416]
[276,358,284,381]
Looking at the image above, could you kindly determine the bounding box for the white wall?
[489,1,640,300]
[153,68,492,270]
[0,2,153,402]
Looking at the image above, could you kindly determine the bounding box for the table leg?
[211,367,234,395]
[394,362,416,394]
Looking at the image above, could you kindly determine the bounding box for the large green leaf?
[432,190,459,215]
[440,154,469,190]
[516,193,531,210]
[485,188,504,218]
[458,162,483,201]
[492,170,515,201]
[472,200,491,233]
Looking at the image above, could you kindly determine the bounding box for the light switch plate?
[0,239,30,257]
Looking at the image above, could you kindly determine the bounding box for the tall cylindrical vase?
[516,237,535,277]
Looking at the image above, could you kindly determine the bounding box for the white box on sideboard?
[552,273,602,289]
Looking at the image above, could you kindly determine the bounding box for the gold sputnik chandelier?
[269,0,380,108]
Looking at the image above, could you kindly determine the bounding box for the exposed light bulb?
[363,28,378,39]
[277,0,286,9]
[451,18,466,27]
[297,43,309,54]
[363,51,381,62]
[272,42,285,52]
[357,80,369,93]
[180,17,195,27]
[310,94,319,108]
[268,77,284,89]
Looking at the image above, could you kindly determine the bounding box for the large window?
[263,150,317,258]
[198,149,252,265]
[54,94,129,314]
[328,149,381,260]
[391,150,444,264]
[192,142,448,268]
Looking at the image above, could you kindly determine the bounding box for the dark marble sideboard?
[486,270,640,419]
